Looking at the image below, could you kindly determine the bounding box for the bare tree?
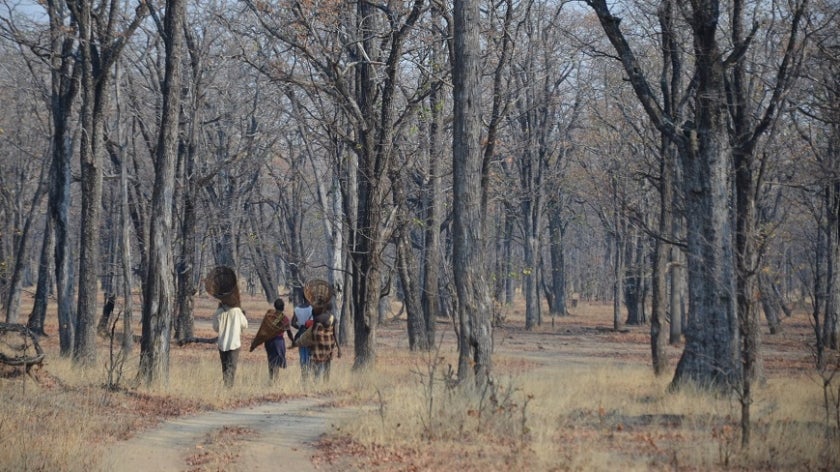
[585,0,739,389]
[138,0,185,386]
[1,0,81,355]
[68,0,147,366]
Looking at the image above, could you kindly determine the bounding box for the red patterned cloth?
[310,320,337,363]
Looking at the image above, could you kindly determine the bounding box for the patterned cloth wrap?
[310,315,337,364]
[249,309,291,352]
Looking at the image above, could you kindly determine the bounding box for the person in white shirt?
[213,303,248,387]
[292,298,314,381]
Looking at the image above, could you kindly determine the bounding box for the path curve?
[103,398,355,471]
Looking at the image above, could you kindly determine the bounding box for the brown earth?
[99,301,815,471]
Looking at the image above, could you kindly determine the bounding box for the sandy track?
[102,398,358,472]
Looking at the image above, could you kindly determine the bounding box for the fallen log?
[0,322,45,372]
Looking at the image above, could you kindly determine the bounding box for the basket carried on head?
[304,279,334,315]
[205,266,241,308]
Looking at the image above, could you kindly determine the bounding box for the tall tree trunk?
[671,2,739,389]
[392,162,428,350]
[138,0,185,386]
[624,232,644,325]
[585,0,739,389]
[826,183,840,350]
[350,0,381,370]
[669,197,686,344]
[421,52,443,347]
[453,0,493,387]
[613,232,625,331]
[547,207,568,317]
[71,0,146,366]
[651,137,674,375]
[174,30,202,344]
[47,0,79,357]
[349,0,425,368]
[72,0,103,366]
[5,169,47,323]
[174,146,198,343]
[120,130,134,355]
[27,213,54,335]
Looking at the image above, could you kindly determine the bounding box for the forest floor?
[97,301,816,471]
[3,295,827,472]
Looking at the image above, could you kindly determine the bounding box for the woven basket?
[304,279,333,311]
[204,266,241,308]
[249,310,290,351]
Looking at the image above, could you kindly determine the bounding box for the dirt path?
[102,397,357,472]
[101,320,660,471]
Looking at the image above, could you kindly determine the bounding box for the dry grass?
[1,294,838,471]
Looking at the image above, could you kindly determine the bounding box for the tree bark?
[421,32,444,347]
[671,1,739,389]
[5,167,47,324]
[586,0,739,389]
[138,0,185,386]
[453,0,493,387]
[27,213,54,336]
[547,207,568,317]
[46,0,79,357]
[71,0,101,367]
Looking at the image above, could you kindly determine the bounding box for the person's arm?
[333,326,341,358]
[239,308,248,330]
[212,308,220,333]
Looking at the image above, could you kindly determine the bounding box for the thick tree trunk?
[138,0,185,386]
[453,0,493,387]
[73,0,106,366]
[349,0,380,371]
[671,6,739,389]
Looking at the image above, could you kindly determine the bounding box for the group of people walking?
[211,291,340,388]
